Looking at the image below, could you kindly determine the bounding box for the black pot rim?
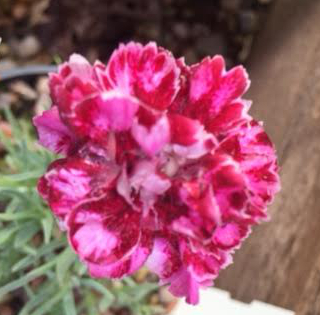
[0,65,57,82]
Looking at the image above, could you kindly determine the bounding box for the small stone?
[238,10,259,34]
[159,287,175,304]
[0,43,11,57]
[183,49,198,65]
[0,122,12,138]
[133,267,149,283]
[12,3,28,20]
[173,22,189,40]
[148,26,160,39]
[36,77,49,94]
[112,280,123,289]
[12,35,41,59]
[0,59,16,72]
[0,305,13,315]
[238,35,253,62]
[196,33,228,57]
[9,81,38,101]
[149,293,160,305]
[191,23,211,38]
[220,0,242,11]
[0,93,19,108]
[257,0,273,4]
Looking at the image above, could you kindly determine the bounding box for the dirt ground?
[0,0,274,69]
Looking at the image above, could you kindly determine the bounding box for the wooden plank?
[215,1,320,314]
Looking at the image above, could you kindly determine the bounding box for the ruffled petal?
[213,65,250,112]
[87,230,153,278]
[171,127,216,159]
[218,120,280,219]
[49,54,98,115]
[107,42,143,94]
[168,113,201,146]
[146,237,182,280]
[187,56,250,127]
[74,93,139,140]
[166,267,200,305]
[212,222,247,249]
[207,100,251,137]
[131,115,171,156]
[189,56,225,104]
[129,160,171,211]
[38,156,119,220]
[38,158,93,219]
[107,42,181,110]
[68,196,143,265]
[33,106,74,155]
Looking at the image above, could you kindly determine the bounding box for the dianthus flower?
[34,42,280,304]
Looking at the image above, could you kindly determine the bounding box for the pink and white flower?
[34,42,280,305]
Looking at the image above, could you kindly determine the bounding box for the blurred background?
[1,0,320,314]
[0,0,269,67]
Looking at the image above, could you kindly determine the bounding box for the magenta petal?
[107,42,142,94]
[129,160,171,211]
[33,107,74,155]
[188,56,250,123]
[146,237,182,279]
[189,56,225,104]
[68,197,143,266]
[146,239,202,305]
[71,93,139,140]
[107,42,181,110]
[167,268,200,305]
[207,100,251,136]
[38,158,93,219]
[216,66,250,109]
[50,54,96,107]
[134,43,181,110]
[218,120,280,217]
[39,156,119,220]
[212,223,241,249]
[131,115,170,156]
[87,231,153,278]
[100,93,139,131]
[168,113,201,146]
[72,220,118,262]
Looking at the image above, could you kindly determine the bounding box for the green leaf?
[0,170,44,183]
[0,124,15,155]
[74,259,87,276]
[81,279,114,303]
[0,211,40,221]
[12,239,64,272]
[0,226,19,245]
[41,213,53,244]
[14,221,40,248]
[0,189,34,208]
[0,259,56,297]
[63,290,77,315]
[3,107,22,141]
[116,282,158,306]
[56,247,77,285]
[4,196,20,213]
[18,282,57,315]
[132,282,158,301]
[32,284,69,315]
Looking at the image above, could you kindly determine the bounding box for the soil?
[0,0,274,69]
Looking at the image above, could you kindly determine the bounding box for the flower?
[34,42,280,305]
